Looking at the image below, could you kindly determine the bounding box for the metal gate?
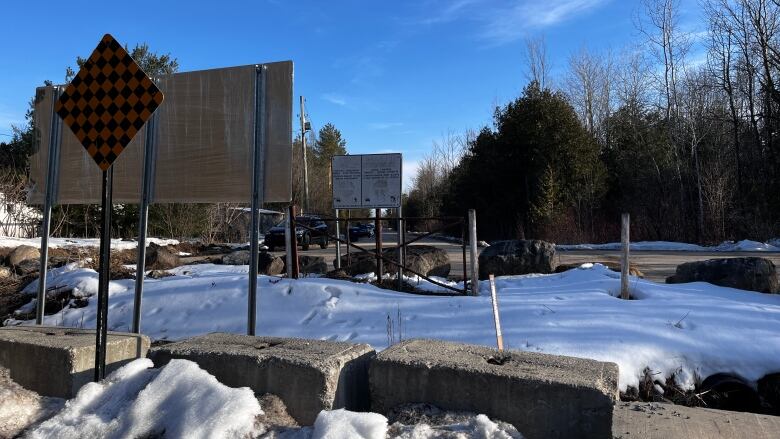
[285,207,479,296]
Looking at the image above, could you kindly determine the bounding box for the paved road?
[558,249,780,282]
[271,232,780,282]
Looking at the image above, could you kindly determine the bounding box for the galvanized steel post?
[36,86,63,325]
[132,112,158,334]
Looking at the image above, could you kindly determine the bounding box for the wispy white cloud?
[368,122,404,130]
[417,0,482,25]
[411,0,611,45]
[321,93,347,106]
[480,0,610,44]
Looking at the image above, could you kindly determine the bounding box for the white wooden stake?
[488,274,504,351]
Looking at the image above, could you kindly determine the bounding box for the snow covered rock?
[666,257,779,293]
[478,239,556,278]
[27,358,262,439]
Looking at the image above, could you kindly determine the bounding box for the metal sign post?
[247,65,267,336]
[334,209,341,269]
[95,167,113,379]
[375,209,383,280]
[132,112,158,334]
[54,34,163,381]
[36,86,63,324]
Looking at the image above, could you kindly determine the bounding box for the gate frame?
[290,211,478,295]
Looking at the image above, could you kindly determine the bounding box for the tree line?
[405,0,780,244]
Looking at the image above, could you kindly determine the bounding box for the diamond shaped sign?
[55,34,164,171]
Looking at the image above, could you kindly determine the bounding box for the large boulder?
[8,245,40,267]
[298,255,327,275]
[223,250,285,275]
[259,252,285,275]
[335,245,450,278]
[222,250,250,265]
[335,252,377,276]
[478,239,556,279]
[666,257,779,293]
[15,259,40,276]
[145,243,181,270]
[386,245,450,278]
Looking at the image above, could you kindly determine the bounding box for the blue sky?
[0,0,704,188]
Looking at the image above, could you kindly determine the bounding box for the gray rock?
[299,255,327,275]
[15,259,40,276]
[147,270,174,279]
[666,257,779,293]
[8,245,40,267]
[144,243,180,270]
[222,250,250,266]
[223,251,284,275]
[259,252,285,275]
[335,252,377,276]
[386,245,450,278]
[336,245,450,278]
[478,239,556,279]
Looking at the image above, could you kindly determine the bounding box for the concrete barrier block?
[370,339,618,439]
[0,326,150,398]
[149,333,376,425]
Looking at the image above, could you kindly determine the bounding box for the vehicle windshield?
[275,217,321,228]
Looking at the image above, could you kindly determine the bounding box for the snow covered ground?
[0,236,179,250]
[557,239,780,252]
[7,261,780,393]
[17,358,521,439]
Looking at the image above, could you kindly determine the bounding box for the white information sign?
[332,153,402,209]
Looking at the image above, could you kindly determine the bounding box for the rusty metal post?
[397,206,403,291]
[468,209,479,296]
[289,205,300,279]
[461,220,467,293]
[375,209,383,281]
[334,209,341,269]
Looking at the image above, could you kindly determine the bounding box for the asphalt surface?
[270,232,780,282]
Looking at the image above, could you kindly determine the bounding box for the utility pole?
[299,96,310,214]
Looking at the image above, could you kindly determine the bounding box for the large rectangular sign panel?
[28,61,293,204]
[332,153,401,209]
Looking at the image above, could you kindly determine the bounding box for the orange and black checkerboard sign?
[55,34,164,171]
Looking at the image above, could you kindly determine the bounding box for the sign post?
[54,34,164,380]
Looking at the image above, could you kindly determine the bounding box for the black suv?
[264,215,329,251]
[348,222,375,241]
